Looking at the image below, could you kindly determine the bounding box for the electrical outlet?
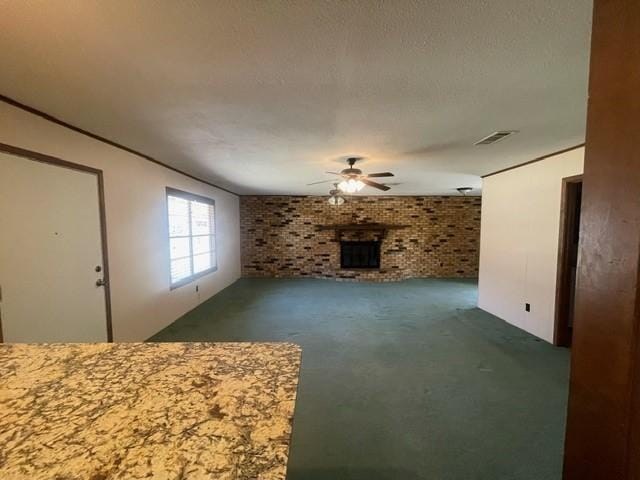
[525,303,531,312]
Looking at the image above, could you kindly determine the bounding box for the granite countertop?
[0,342,301,480]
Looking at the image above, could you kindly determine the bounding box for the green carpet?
[149,278,570,480]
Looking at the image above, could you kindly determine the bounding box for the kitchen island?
[0,342,301,479]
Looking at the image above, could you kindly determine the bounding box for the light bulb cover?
[328,195,345,206]
[338,178,365,193]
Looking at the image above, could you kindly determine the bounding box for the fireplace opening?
[340,241,381,269]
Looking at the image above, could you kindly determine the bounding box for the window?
[166,187,217,288]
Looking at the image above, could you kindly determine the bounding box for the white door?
[0,150,109,342]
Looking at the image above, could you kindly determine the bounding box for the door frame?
[554,174,583,347]
[0,142,113,342]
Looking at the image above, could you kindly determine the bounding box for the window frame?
[166,187,217,290]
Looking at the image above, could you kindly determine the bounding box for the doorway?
[0,144,112,342]
[554,175,583,347]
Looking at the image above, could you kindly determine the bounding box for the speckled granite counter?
[0,342,301,480]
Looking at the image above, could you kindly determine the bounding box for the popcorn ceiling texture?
[241,196,481,282]
[0,2,592,195]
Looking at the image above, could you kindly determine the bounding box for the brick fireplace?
[240,195,481,281]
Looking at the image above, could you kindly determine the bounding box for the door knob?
[96,279,107,287]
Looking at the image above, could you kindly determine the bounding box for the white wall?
[0,102,241,341]
[478,147,584,343]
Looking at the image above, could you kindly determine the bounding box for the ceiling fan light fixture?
[328,194,345,206]
[338,178,365,193]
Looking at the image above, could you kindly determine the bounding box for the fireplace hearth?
[340,241,381,269]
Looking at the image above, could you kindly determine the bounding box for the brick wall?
[240,195,481,281]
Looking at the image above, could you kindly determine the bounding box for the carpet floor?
[149,277,570,480]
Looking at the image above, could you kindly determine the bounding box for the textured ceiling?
[0,0,592,195]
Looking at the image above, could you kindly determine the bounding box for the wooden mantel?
[317,223,409,240]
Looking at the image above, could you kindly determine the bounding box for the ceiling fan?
[308,157,394,192]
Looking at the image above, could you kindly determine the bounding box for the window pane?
[170,237,191,260]
[168,195,189,215]
[192,235,212,255]
[191,201,212,235]
[168,215,190,237]
[171,257,192,283]
[193,252,212,273]
[168,196,190,237]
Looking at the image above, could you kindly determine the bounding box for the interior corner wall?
[0,101,241,341]
[478,147,584,343]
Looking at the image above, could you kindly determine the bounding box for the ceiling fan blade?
[325,171,344,176]
[361,178,391,191]
[307,179,334,185]
[366,172,394,178]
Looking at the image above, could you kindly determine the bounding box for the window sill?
[170,266,218,290]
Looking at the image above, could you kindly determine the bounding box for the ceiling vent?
[474,131,518,146]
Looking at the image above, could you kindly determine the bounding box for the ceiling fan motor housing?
[341,167,362,176]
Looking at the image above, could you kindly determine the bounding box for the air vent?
[475,131,518,146]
